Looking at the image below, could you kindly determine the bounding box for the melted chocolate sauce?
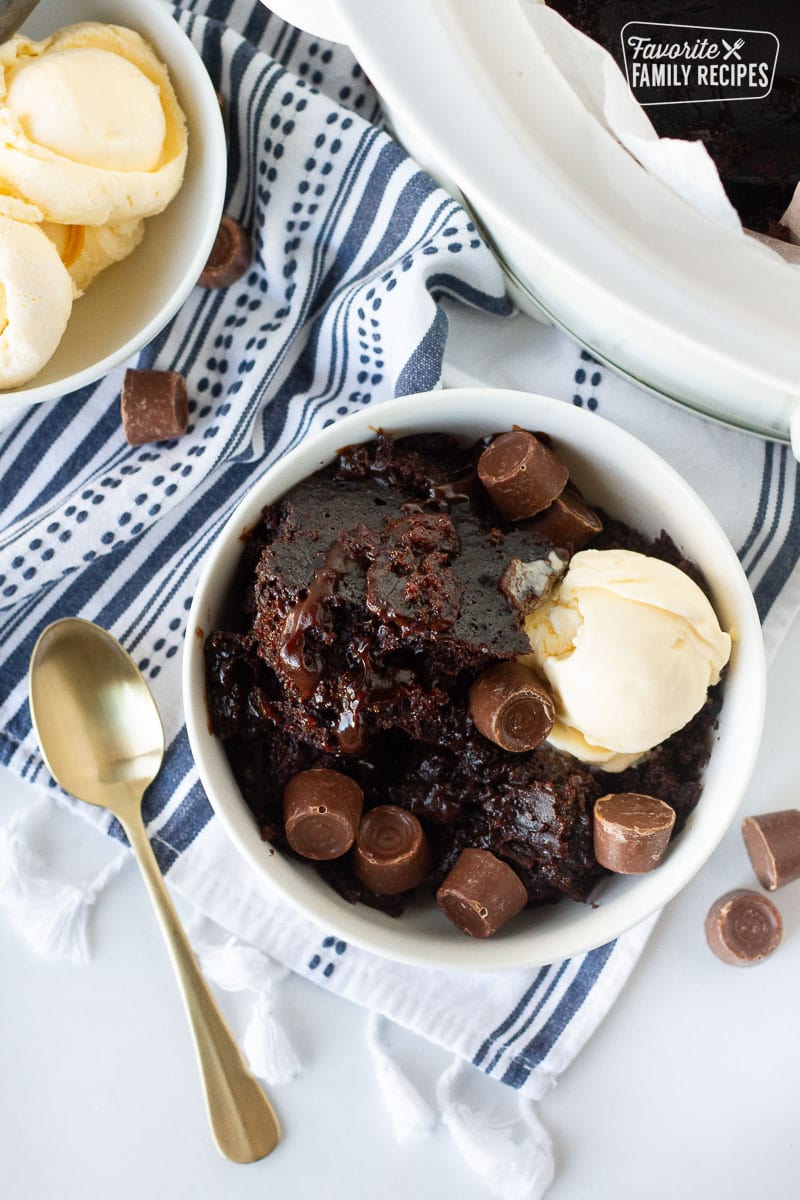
[279,541,354,697]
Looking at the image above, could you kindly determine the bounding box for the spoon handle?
[120,809,281,1162]
[0,0,40,43]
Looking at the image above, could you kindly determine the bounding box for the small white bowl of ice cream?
[0,0,226,406]
[184,388,766,971]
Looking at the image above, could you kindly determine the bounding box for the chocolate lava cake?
[205,432,720,918]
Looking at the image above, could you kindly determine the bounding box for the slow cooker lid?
[326,0,800,403]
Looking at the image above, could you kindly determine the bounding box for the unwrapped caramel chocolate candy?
[593,793,676,874]
[528,487,603,552]
[742,810,800,891]
[437,849,527,938]
[469,661,555,752]
[705,889,782,966]
[199,215,252,288]
[477,430,568,521]
[284,768,363,861]
[120,369,189,446]
[353,805,431,895]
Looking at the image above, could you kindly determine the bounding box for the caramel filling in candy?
[741,810,800,891]
[120,368,189,446]
[477,430,568,521]
[705,889,782,966]
[498,549,567,614]
[593,792,676,874]
[353,805,431,895]
[469,661,555,752]
[437,848,527,938]
[199,214,252,288]
[283,768,363,861]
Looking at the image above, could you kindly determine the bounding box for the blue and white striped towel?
[1,3,799,1196]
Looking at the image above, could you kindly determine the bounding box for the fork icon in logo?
[722,37,745,60]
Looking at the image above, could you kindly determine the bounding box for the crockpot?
[264,0,800,451]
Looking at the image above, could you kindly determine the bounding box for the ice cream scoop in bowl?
[183,388,766,971]
[523,548,733,772]
[0,0,226,408]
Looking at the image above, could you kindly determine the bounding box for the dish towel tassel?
[190,918,302,1086]
[0,797,126,964]
[436,1058,556,1200]
[365,1011,436,1144]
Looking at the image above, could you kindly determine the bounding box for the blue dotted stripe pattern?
[571,349,601,412]
[307,935,348,980]
[0,1,508,879]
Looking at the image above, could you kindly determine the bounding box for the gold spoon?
[0,0,41,43]
[28,617,281,1162]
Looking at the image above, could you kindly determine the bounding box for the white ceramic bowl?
[184,389,766,970]
[0,0,226,409]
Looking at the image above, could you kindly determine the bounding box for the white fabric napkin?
[1,4,799,1198]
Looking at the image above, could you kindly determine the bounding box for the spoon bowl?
[29,617,281,1162]
[29,618,163,812]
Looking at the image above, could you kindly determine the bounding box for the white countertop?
[3,307,800,1200]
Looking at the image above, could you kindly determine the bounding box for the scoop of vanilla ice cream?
[0,213,73,388]
[523,548,732,772]
[0,192,42,223]
[0,23,187,225]
[0,20,188,390]
[41,217,144,293]
[7,48,165,172]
